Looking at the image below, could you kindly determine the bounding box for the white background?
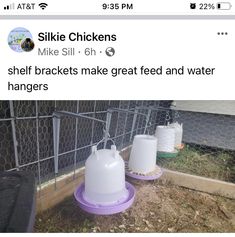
[0,0,234,15]
[0,19,234,100]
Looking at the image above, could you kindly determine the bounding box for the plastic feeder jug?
[169,122,183,149]
[84,145,128,206]
[128,135,158,174]
[155,126,175,152]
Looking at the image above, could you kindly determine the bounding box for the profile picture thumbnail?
[8,27,35,53]
[20,38,35,52]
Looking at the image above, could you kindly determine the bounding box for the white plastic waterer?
[155,126,175,152]
[84,145,128,206]
[53,110,136,214]
[169,122,183,148]
[128,135,158,174]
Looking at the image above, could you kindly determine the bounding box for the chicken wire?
[157,107,235,183]
[0,100,234,191]
[0,101,162,186]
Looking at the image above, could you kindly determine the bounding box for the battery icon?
[217,2,232,10]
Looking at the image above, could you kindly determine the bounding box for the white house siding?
[173,101,235,116]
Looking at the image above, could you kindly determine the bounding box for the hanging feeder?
[169,122,184,150]
[156,125,178,158]
[126,135,163,180]
[52,110,135,215]
[74,144,135,215]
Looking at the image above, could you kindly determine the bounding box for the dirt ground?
[35,179,235,233]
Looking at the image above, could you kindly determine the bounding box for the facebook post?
[0,0,235,235]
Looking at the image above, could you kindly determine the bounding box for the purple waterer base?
[125,161,163,180]
[74,182,135,215]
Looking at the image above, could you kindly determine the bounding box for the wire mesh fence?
[0,100,234,191]
[157,103,235,183]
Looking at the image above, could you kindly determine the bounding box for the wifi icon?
[39,3,48,10]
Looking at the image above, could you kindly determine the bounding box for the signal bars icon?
[38,3,48,10]
[4,3,15,10]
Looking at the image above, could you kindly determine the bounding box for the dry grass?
[157,146,235,182]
